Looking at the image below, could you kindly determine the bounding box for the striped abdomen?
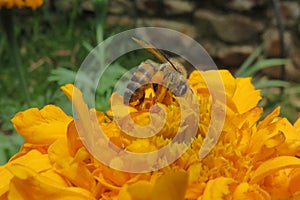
[123,61,159,104]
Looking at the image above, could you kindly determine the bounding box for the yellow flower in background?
[0,0,43,9]
[1,68,300,199]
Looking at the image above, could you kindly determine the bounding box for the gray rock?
[137,18,197,38]
[81,0,94,12]
[217,45,254,68]
[262,28,292,57]
[261,29,299,82]
[107,15,135,27]
[136,0,163,16]
[194,9,264,43]
[164,0,195,15]
[267,1,300,27]
[200,40,254,68]
[108,0,135,15]
[212,0,268,11]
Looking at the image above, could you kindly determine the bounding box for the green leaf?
[235,46,263,77]
[254,80,290,89]
[241,58,288,77]
[0,149,7,165]
[48,68,76,85]
[82,41,94,52]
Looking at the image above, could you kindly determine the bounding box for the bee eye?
[179,84,187,96]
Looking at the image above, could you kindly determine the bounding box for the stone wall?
[85,0,300,81]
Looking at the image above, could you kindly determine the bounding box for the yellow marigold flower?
[1,68,300,199]
[0,0,43,9]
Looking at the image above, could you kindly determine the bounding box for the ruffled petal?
[251,156,300,184]
[7,164,95,199]
[11,105,72,145]
[126,171,188,200]
[201,177,236,200]
[0,150,51,197]
[232,77,261,114]
[233,182,270,200]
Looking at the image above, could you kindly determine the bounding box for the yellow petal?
[233,182,270,200]
[61,84,94,147]
[127,181,152,200]
[125,172,188,200]
[67,120,85,157]
[54,153,96,190]
[109,92,138,118]
[11,105,72,144]
[263,169,291,198]
[97,165,131,187]
[257,107,280,129]
[289,168,300,194]
[151,171,188,200]
[0,150,52,197]
[48,137,70,163]
[251,156,300,184]
[7,164,95,200]
[202,177,236,200]
[61,84,75,101]
[219,70,237,98]
[118,184,133,200]
[294,117,300,134]
[189,70,236,98]
[232,77,261,114]
[24,0,43,9]
[0,165,13,197]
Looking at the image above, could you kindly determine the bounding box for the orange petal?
[61,84,94,145]
[263,169,291,198]
[233,182,270,200]
[289,168,300,194]
[7,164,95,200]
[118,184,133,200]
[67,120,85,157]
[11,105,72,144]
[0,150,51,197]
[48,137,70,163]
[53,148,95,190]
[202,177,236,200]
[251,156,300,184]
[232,77,261,114]
[294,117,300,135]
[126,171,188,200]
[151,171,188,200]
[257,107,280,129]
[189,70,236,98]
[61,84,75,102]
[127,181,152,200]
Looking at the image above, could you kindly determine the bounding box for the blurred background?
[0,0,300,164]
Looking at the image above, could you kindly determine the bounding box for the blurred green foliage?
[235,46,300,123]
[0,1,299,165]
[0,0,155,164]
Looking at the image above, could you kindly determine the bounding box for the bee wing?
[132,37,179,72]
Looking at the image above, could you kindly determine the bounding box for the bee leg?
[153,83,158,93]
[156,86,168,103]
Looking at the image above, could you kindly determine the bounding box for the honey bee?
[123,38,188,105]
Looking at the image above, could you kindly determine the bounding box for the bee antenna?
[132,37,179,72]
[162,54,178,72]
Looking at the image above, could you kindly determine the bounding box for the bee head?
[173,81,188,96]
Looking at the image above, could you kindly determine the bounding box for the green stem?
[1,9,31,106]
[67,0,79,37]
[33,10,39,41]
[93,0,108,44]
[93,0,108,78]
